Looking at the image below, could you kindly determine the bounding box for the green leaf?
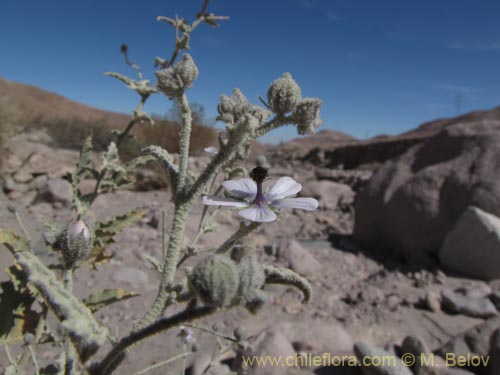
[83,288,139,312]
[84,209,148,268]
[101,142,126,178]
[0,228,30,253]
[0,264,42,345]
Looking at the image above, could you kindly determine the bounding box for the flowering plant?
[0,1,323,374]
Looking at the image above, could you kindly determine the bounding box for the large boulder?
[439,207,500,280]
[353,121,500,258]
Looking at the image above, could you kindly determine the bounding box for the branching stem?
[216,222,260,254]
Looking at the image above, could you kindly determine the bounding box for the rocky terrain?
[2,81,500,375]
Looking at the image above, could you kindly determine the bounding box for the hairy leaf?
[0,228,30,253]
[0,264,42,345]
[123,154,155,173]
[84,209,147,268]
[83,288,139,312]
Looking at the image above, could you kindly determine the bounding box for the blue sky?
[1,0,499,143]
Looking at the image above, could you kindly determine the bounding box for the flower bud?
[237,254,267,313]
[156,54,199,98]
[60,220,93,268]
[266,73,302,114]
[293,97,323,135]
[217,89,271,127]
[188,255,239,308]
[233,326,247,341]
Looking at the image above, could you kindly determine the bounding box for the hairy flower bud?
[156,54,199,98]
[266,72,302,115]
[233,326,247,341]
[60,220,93,268]
[237,254,267,313]
[217,89,271,127]
[293,97,323,135]
[188,255,239,308]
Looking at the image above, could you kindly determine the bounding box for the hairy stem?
[136,202,191,328]
[90,305,215,375]
[176,94,193,196]
[88,96,146,213]
[216,222,260,254]
[63,269,73,291]
[253,114,293,138]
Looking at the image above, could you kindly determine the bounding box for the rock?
[424,291,442,313]
[416,356,476,375]
[439,207,500,280]
[301,180,354,211]
[400,335,430,373]
[488,291,500,310]
[30,174,48,191]
[3,175,16,193]
[353,342,413,375]
[354,121,500,258]
[401,335,430,356]
[134,168,167,191]
[455,283,492,299]
[488,329,500,375]
[235,327,296,375]
[13,169,33,183]
[279,239,322,276]
[314,168,372,191]
[190,350,212,375]
[283,321,353,356]
[441,289,498,319]
[36,178,72,206]
[437,316,500,358]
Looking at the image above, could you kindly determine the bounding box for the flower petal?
[271,197,319,211]
[202,195,249,208]
[265,177,302,201]
[222,178,257,200]
[238,205,277,222]
[204,146,218,155]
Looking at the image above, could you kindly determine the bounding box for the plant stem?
[63,269,73,291]
[253,114,292,138]
[88,96,146,211]
[176,94,193,196]
[91,305,216,375]
[28,345,40,375]
[184,323,237,343]
[137,202,191,328]
[181,344,187,375]
[216,222,260,254]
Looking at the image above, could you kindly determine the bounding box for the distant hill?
[0,77,129,127]
[0,77,217,154]
[321,106,500,169]
[402,106,500,138]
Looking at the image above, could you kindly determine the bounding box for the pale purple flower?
[202,167,319,223]
[178,326,194,344]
